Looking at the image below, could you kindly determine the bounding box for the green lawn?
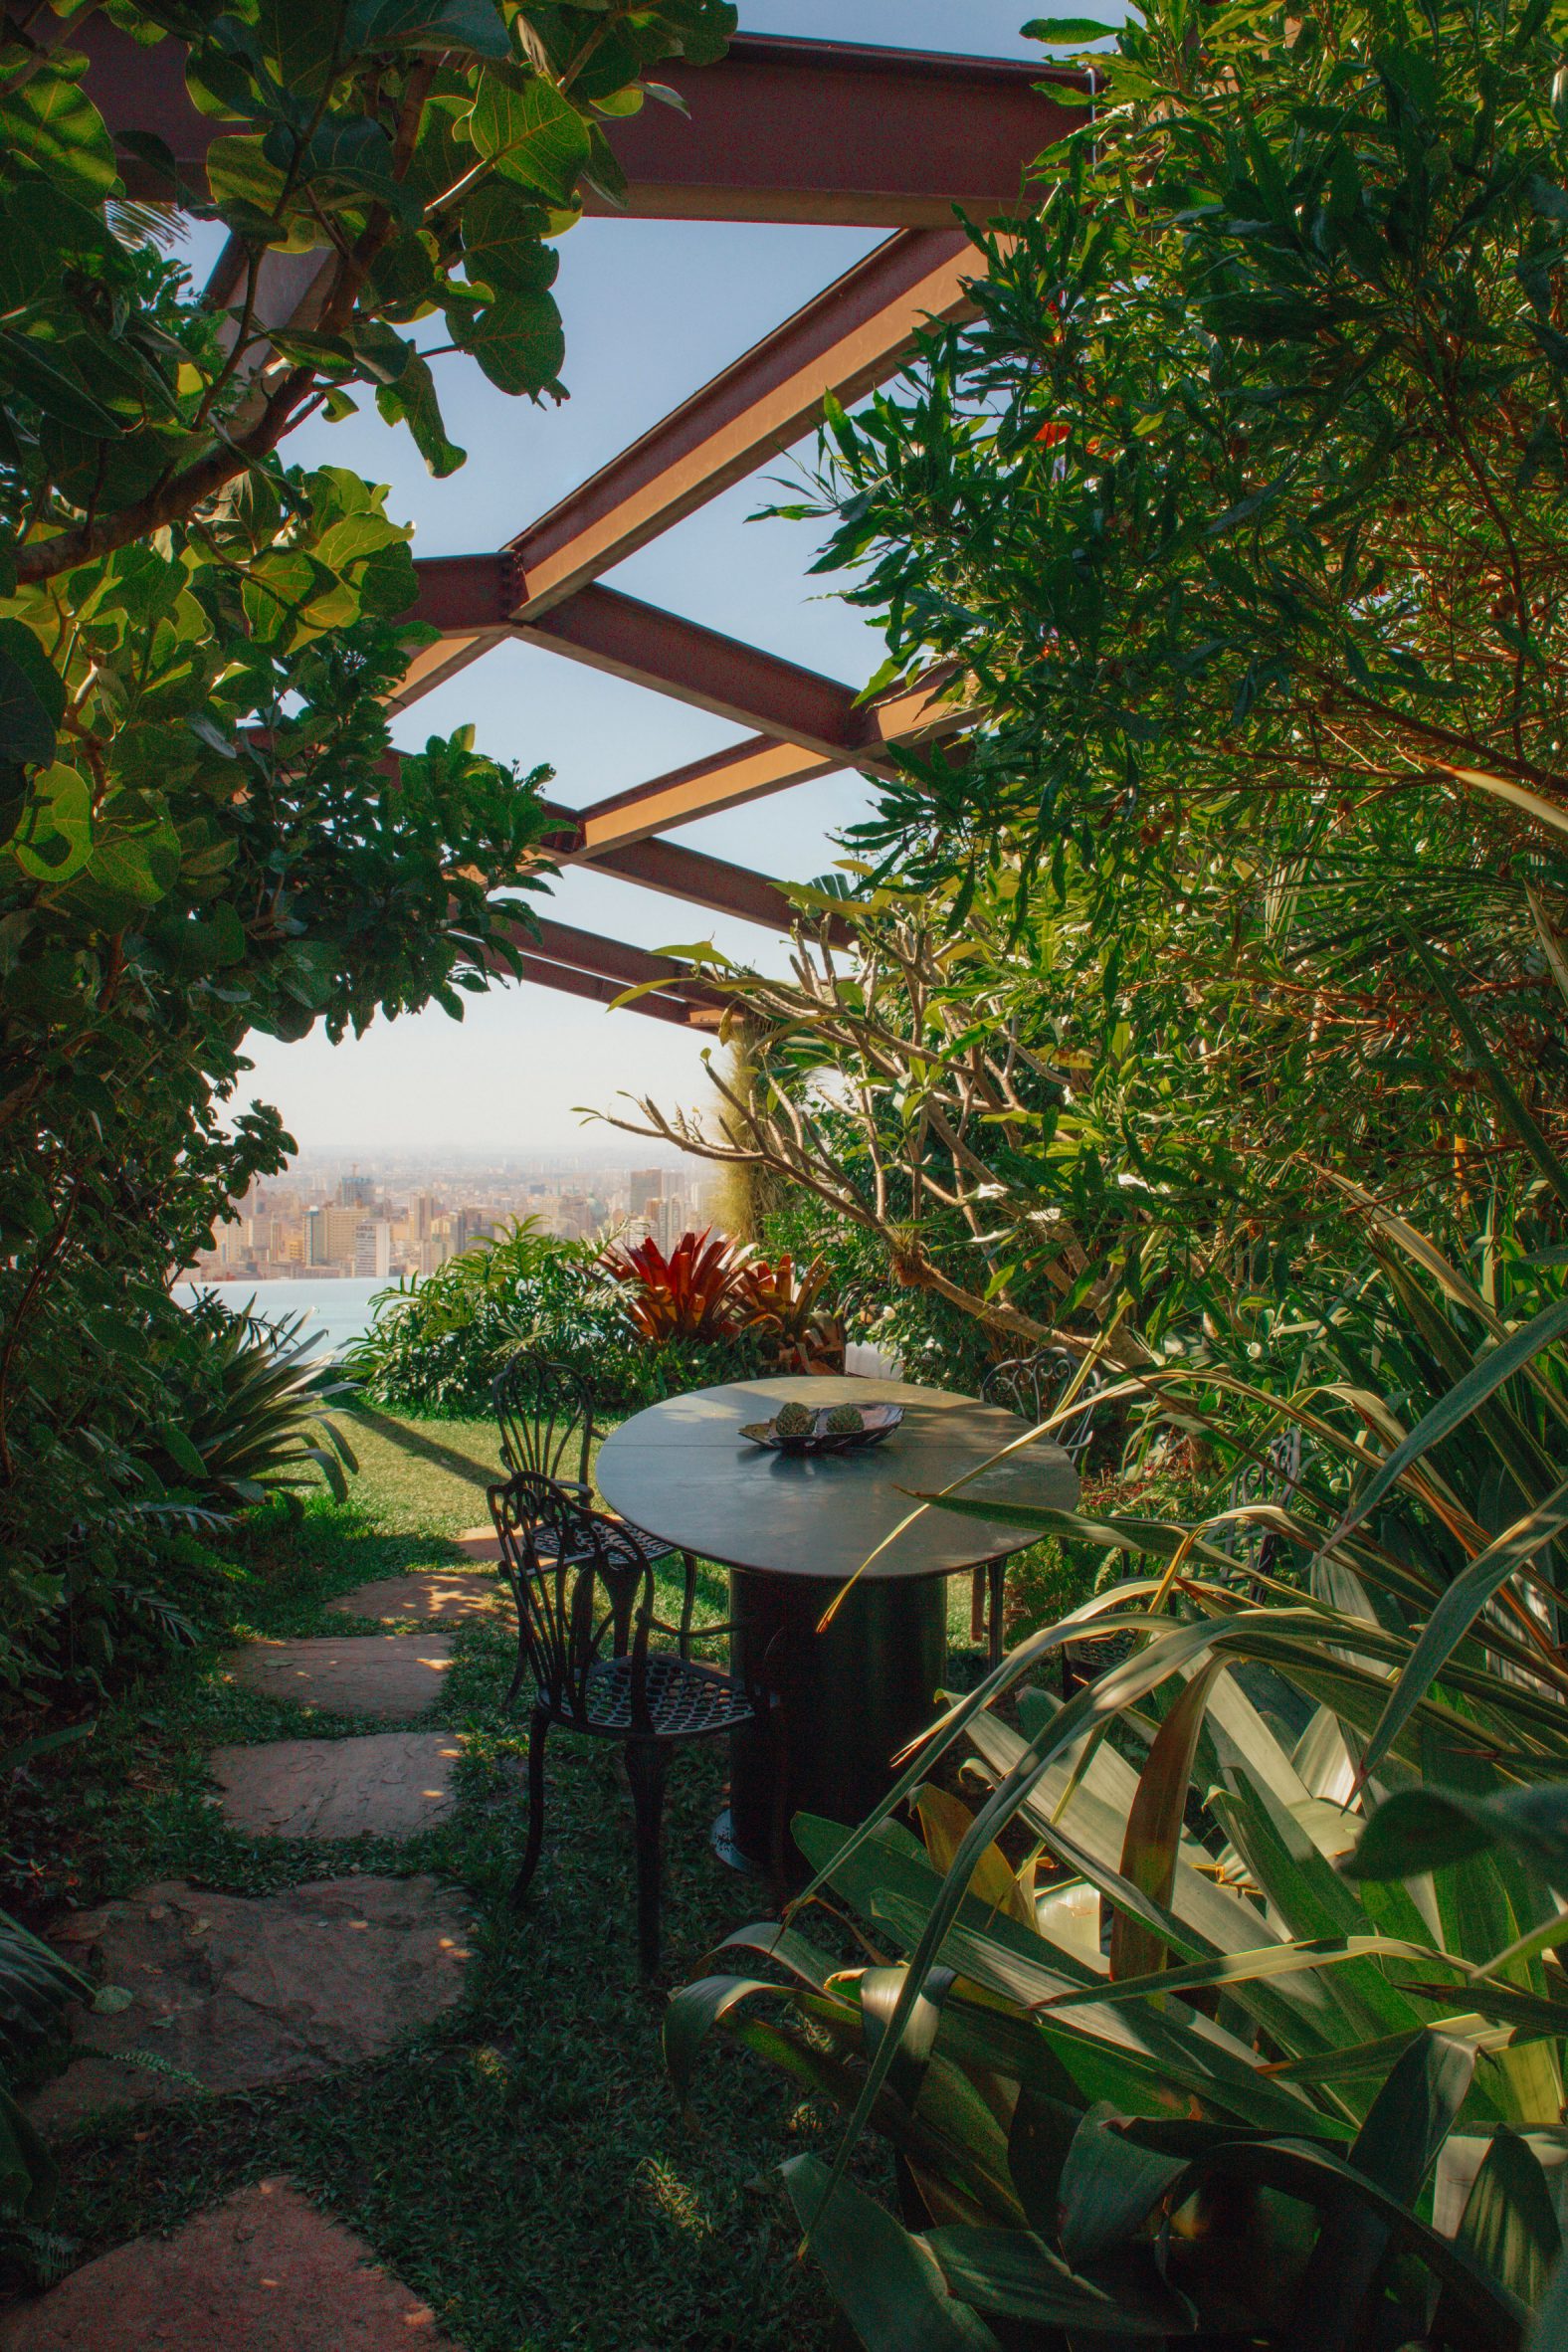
[14,1407,859,2352]
[9,1406,1090,2349]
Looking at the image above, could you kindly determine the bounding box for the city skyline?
[186,1152,719,1286]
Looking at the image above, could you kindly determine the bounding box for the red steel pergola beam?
[82,23,1079,226]
[512,584,867,756]
[510,952,697,1025]
[493,916,725,1027]
[574,835,800,933]
[578,36,1082,229]
[506,227,977,617]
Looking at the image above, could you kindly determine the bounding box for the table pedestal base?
[722,1568,947,1874]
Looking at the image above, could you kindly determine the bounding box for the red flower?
[1034,419,1071,447]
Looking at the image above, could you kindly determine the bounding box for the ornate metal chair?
[976,1348,1108,1669]
[488,1471,780,1977]
[491,1351,696,1705]
[1220,1428,1305,1589]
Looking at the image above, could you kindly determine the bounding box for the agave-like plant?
[599,1227,756,1344]
[155,1294,358,1507]
[732,1250,843,1372]
[0,1889,89,2282]
[669,1205,1568,2347]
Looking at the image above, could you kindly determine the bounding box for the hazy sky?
[236,3,1109,1158]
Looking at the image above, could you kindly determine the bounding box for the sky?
[235,2,1114,1160]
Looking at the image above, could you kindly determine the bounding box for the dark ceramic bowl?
[738,1402,904,1456]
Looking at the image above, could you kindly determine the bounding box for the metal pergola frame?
[86,28,1084,1023]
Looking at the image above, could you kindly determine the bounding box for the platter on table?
[738,1401,904,1456]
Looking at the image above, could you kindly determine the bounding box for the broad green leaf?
[1020,16,1120,40]
[1056,2104,1186,2264]
[1347,1783,1568,1887]
[0,623,65,771]
[925,2223,1197,2332]
[1457,2127,1562,2310]
[347,0,513,59]
[10,764,92,882]
[1,69,118,201]
[663,1972,796,2106]
[781,2155,1005,2352]
[460,181,557,294]
[451,288,565,395]
[469,65,591,204]
[375,349,467,474]
[1348,2028,1476,2206]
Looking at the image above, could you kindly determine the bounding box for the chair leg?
[969,1564,987,1647]
[987,1559,1006,1669]
[503,1635,528,1712]
[678,1553,696,1659]
[625,1740,670,1979]
[510,1709,549,1909]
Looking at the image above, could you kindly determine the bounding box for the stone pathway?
[225,1635,454,1717]
[328,1569,500,1624]
[17,1535,501,2340]
[31,1876,472,2132]
[0,2177,460,2351]
[211,1733,462,1841]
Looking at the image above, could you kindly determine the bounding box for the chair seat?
[534,1514,678,1576]
[578,1653,755,1737]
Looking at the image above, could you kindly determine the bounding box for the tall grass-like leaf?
[1110,1659,1226,1980]
[1315,1301,1568,1568]
[1357,1476,1568,1780]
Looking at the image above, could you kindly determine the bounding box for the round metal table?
[595,1375,1078,1871]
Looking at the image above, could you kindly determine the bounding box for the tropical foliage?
[150,1292,358,1508]
[344,1219,767,1418]
[0,1898,89,2286]
[653,3,1568,2342]
[0,1,741,1704]
[614,0,1567,1380]
[671,1207,1568,2345]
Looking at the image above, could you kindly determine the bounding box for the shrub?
[345,1222,767,1420]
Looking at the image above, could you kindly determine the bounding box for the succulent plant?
[823,1403,865,1436]
[773,1400,815,1437]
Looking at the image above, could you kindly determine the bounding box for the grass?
[4,1405,1087,2348]
[7,1406,858,2351]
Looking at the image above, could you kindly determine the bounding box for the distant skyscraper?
[337,1171,376,1208]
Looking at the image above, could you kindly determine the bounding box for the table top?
[595,1375,1078,1583]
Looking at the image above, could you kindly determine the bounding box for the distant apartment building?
[353,1220,393,1279]
[337,1172,377,1209]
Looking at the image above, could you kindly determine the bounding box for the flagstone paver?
[30,1876,472,2132]
[210,1732,462,1841]
[328,1570,500,1624]
[454,1526,501,1564]
[225,1633,454,1717]
[0,2176,462,2351]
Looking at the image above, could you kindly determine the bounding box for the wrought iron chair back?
[1222,1427,1304,1580]
[492,1352,595,1493]
[489,1471,659,1735]
[982,1347,1105,1464]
